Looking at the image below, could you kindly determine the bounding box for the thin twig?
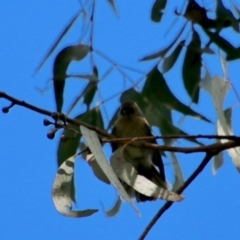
[0,91,111,138]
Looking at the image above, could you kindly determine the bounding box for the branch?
[0,91,111,138]
[104,134,240,142]
[139,152,214,240]
[103,138,240,154]
[1,90,239,236]
[1,91,240,154]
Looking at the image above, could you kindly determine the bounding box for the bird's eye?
[121,107,134,115]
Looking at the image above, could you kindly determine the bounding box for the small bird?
[111,100,167,202]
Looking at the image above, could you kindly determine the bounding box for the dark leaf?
[216,0,240,33]
[120,88,202,145]
[151,0,167,22]
[67,70,99,115]
[82,64,99,110]
[140,50,167,62]
[53,44,90,112]
[184,0,215,29]
[162,41,184,73]
[65,74,98,81]
[107,108,119,131]
[182,31,201,103]
[83,82,98,110]
[143,66,210,122]
[205,30,240,61]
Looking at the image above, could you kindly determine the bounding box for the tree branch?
[139,152,214,240]
[103,138,240,154]
[1,91,240,154]
[0,91,111,138]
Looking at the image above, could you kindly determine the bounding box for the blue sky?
[1,1,240,239]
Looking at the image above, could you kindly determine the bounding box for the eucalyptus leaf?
[53,44,90,112]
[110,146,184,202]
[120,88,203,145]
[143,66,210,122]
[202,75,240,171]
[52,155,98,218]
[162,41,184,73]
[212,139,224,175]
[57,107,104,201]
[151,0,167,22]
[184,0,215,29]
[217,108,240,172]
[205,31,240,61]
[80,126,141,217]
[86,153,110,184]
[104,196,122,217]
[182,31,201,103]
[216,0,240,33]
[83,82,98,110]
[170,152,184,191]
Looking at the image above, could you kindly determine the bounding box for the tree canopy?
[1,1,240,239]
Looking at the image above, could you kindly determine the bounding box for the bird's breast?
[114,116,151,160]
[114,116,147,138]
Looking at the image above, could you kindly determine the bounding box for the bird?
[111,100,167,202]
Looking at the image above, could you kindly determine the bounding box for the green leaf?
[170,152,184,191]
[144,66,210,122]
[83,82,98,110]
[107,107,119,131]
[57,107,104,201]
[53,44,90,112]
[120,88,203,145]
[80,126,141,217]
[212,138,224,175]
[215,0,240,33]
[182,31,201,103]
[110,146,184,202]
[67,75,99,115]
[83,66,99,109]
[162,41,184,73]
[151,0,167,22]
[184,0,215,29]
[205,30,240,61]
[87,154,110,184]
[104,196,122,217]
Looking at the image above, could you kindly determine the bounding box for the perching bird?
[111,100,167,202]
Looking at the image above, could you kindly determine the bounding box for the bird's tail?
[124,166,167,202]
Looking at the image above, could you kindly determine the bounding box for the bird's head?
[119,100,143,117]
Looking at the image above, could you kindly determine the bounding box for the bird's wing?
[143,122,166,182]
[111,126,118,152]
